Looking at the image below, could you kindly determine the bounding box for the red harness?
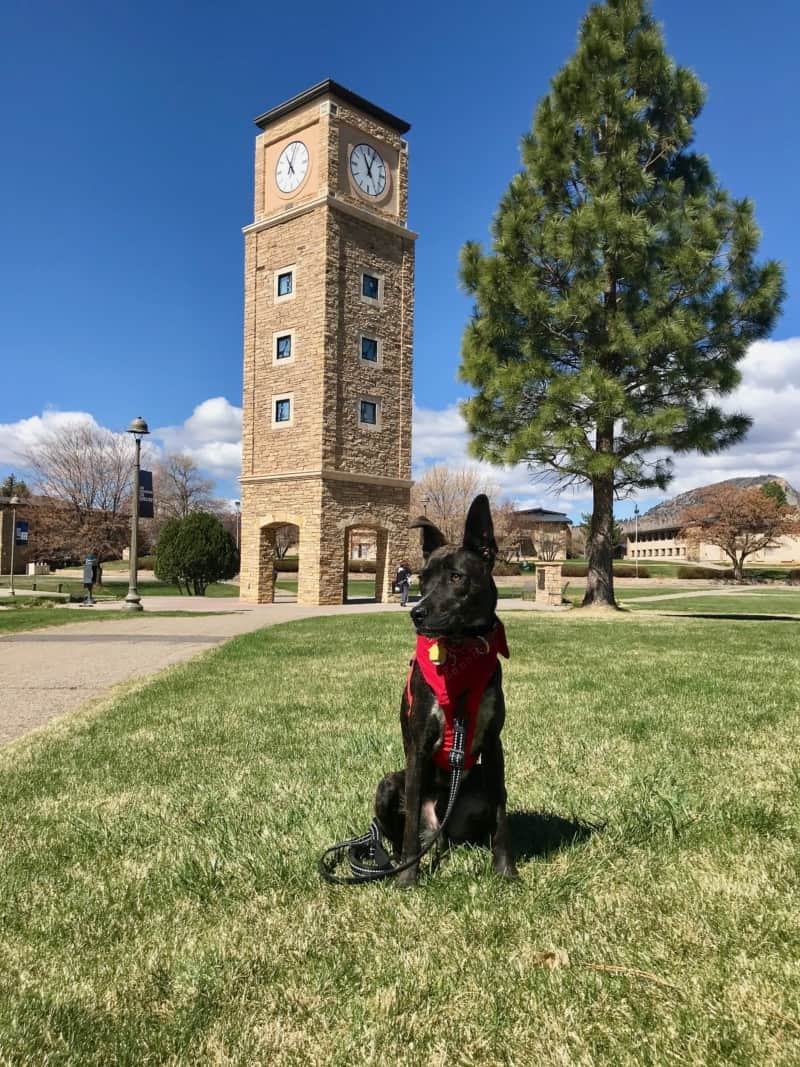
[406,620,510,772]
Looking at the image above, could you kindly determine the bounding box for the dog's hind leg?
[396,751,426,887]
[481,733,519,880]
[374,771,405,861]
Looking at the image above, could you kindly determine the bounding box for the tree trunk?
[582,471,616,607]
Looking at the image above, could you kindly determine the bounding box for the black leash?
[318,717,467,886]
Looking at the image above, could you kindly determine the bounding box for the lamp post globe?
[124,416,151,611]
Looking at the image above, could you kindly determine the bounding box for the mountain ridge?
[622,475,800,530]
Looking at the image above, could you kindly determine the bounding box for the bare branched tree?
[273,524,298,560]
[153,453,217,520]
[492,501,525,563]
[23,422,134,519]
[411,465,501,544]
[537,533,561,561]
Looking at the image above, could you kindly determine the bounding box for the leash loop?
[318,718,467,886]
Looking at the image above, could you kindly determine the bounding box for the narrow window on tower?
[273,329,295,364]
[274,265,296,303]
[358,397,381,429]
[272,394,294,427]
[360,334,380,365]
[360,270,383,306]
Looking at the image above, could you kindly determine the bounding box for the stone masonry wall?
[240,89,413,606]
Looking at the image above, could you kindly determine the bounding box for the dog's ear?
[409,516,447,561]
[462,494,498,566]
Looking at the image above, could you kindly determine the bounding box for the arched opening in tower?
[344,526,378,603]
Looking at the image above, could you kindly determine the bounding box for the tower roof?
[254,79,410,135]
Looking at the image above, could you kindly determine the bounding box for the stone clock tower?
[239,80,415,605]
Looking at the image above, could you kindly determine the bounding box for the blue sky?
[1,0,799,519]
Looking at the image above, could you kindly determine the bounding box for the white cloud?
[0,409,101,465]
[154,397,243,479]
[412,337,800,516]
[2,337,798,514]
[0,398,245,486]
[656,337,800,499]
[411,400,592,516]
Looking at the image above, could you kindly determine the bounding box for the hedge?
[274,558,377,574]
[787,568,800,585]
[559,563,650,578]
[676,566,735,580]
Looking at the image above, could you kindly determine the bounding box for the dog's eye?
[450,571,463,583]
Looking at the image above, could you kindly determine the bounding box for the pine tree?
[459,0,784,606]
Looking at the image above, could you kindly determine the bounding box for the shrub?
[493,561,521,576]
[155,513,239,595]
[137,555,155,571]
[613,564,650,578]
[676,566,735,580]
[787,568,800,585]
[274,558,378,574]
[559,562,649,578]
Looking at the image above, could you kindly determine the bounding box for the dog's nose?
[410,603,426,625]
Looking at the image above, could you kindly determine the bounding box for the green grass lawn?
[275,578,377,599]
[624,592,800,615]
[0,577,240,599]
[1,612,799,1063]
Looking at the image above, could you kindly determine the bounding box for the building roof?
[516,507,572,525]
[254,79,411,135]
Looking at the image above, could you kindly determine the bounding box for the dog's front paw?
[395,865,419,889]
[493,857,520,881]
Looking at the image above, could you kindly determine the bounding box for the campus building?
[515,507,572,559]
[622,476,800,565]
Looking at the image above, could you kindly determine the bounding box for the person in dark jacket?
[395,561,412,606]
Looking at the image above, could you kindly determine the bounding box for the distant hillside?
[622,475,800,530]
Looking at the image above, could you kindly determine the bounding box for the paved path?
[0,597,557,747]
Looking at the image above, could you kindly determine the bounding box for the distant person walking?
[395,561,412,606]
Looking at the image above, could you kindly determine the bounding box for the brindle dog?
[374,494,518,886]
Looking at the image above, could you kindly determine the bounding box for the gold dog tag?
[429,641,447,665]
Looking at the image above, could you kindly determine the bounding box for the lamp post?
[125,416,150,611]
[422,495,430,516]
[634,503,640,579]
[8,495,19,597]
[234,500,241,550]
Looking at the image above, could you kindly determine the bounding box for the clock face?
[350,143,387,197]
[275,141,309,193]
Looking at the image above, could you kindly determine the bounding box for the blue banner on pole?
[139,470,154,519]
[14,520,29,547]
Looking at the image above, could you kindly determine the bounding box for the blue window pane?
[277,272,293,296]
[361,336,378,362]
[362,274,379,299]
[360,401,377,425]
[276,335,292,359]
[275,399,291,423]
